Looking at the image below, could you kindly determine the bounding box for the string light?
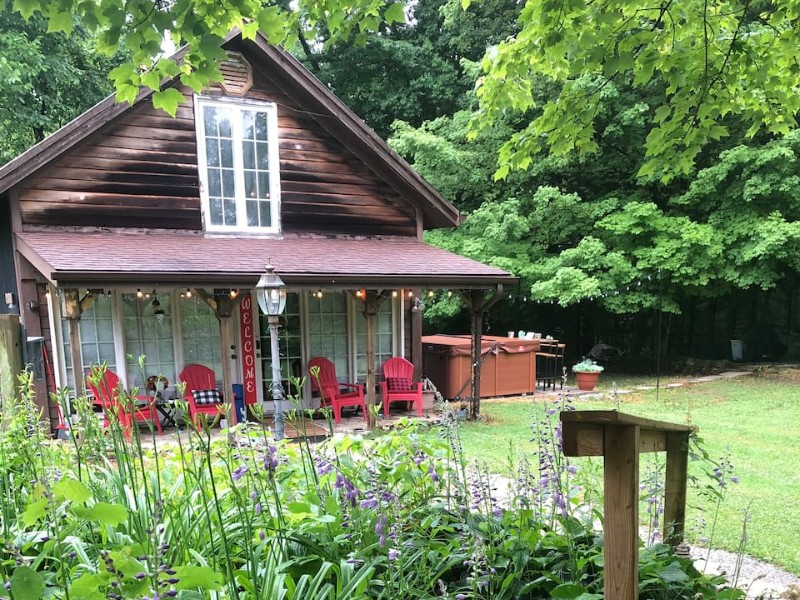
[355,290,363,298]
[408,291,414,298]
[136,288,143,298]
[447,291,453,298]
[428,290,434,298]
[230,289,239,299]
[392,290,398,298]
[186,288,193,298]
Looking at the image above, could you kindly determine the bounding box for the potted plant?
[572,359,604,391]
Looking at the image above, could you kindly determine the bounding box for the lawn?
[457,366,800,575]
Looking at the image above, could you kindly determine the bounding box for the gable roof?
[0,31,462,229]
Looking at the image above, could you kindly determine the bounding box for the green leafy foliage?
[0,0,123,163]
[472,0,800,180]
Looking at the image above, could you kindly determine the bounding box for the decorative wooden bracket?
[560,410,696,600]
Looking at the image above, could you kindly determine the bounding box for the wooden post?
[218,315,235,425]
[560,410,696,600]
[461,286,504,420]
[469,300,483,420]
[604,425,640,600]
[195,289,243,427]
[61,288,97,397]
[0,314,22,403]
[410,288,423,382]
[664,432,689,545]
[362,291,384,429]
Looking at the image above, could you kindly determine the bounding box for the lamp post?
[255,263,287,440]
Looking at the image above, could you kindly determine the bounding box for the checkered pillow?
[386,377,413,392]
[192,389,222,406]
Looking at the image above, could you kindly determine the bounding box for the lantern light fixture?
[255,263,287,317]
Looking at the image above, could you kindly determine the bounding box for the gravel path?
[693,546,800,599]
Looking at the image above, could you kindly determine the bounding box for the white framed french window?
[194,96,282,234]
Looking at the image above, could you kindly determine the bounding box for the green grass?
[457,367,800,575]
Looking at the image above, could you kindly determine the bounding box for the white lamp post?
[255,263,287,440]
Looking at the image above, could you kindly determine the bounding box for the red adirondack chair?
[86,367,162,439]
[308,357,367,424]
[380,357,423,417]
[179,364,225,426]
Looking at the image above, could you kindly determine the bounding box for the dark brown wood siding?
[17,38,417,236]
[19,99,202,229]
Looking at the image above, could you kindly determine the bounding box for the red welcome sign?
[239,293,258,405]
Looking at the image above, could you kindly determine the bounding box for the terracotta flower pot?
[575,371,601,391]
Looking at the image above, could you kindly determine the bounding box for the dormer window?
[195,97,281,233]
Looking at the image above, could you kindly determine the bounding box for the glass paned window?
[259,292,302,397]
[61,292,116,391]
[197,98,280,233]
[307,293,349,379]
[179,296,222,377]
[121,292,176,390]
[355,300,394,381]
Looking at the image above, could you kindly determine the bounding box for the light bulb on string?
[186,288,193,298]
[136,289,143,299]
[392,290,398,298]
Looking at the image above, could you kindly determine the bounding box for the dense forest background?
[3,0,800,367]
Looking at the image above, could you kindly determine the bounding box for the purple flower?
[376,514,387,546]
[232,465,248,481]
[259,530,266,541]
[428,463,439,483]
[263,445,279,472]
[360,497,378,510]
[388,548,400,561]
[254,502,262,515]
[315,455,334,477]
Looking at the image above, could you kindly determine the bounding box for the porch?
[15,230,516,432]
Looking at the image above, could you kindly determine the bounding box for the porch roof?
[17,231,515,289]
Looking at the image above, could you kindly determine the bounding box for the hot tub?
[422,334,541,399]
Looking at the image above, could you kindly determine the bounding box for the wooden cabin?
[0,31,513,429]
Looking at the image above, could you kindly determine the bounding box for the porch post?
[410,288,423,381]
[362,291,386,429]
[196,289,243,427]
[462,286,505,420]
[61,289,97,397]
[218,312,235,426]
[468,290,483,421]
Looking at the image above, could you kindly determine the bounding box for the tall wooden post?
[410,288,423,381]
[469,299,483,420]
[196,289,242,427]
[462,286,504,420]
[61,289,97,397]
[362,291,384,429]
[604,424,640,600]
